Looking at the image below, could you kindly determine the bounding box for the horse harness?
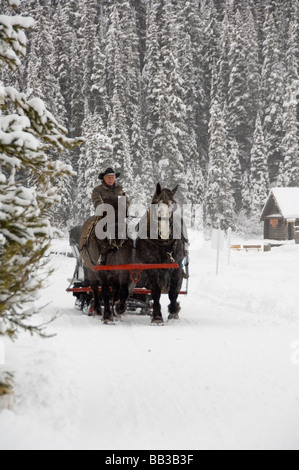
[80,216,127,269]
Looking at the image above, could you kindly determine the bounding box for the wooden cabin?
[261,188,299,243]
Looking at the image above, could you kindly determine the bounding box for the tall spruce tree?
[53,0,76,128]
[79,0,101,115]
[26,0,66,123]
[177,0,208,165]
[229,138,243,212]
[5,0,299,233]
[118,1,145,176]
[108,86,133,194]
[261,11,285,182]
[0,5,83,337]
[206,62,235,230]
[77,112,113,221]
[227,10,252,167]
[250,114,269,217]
[245,8,261,140]
[160,0,189,201]
[278,82,299,187]
[143,0,163,170]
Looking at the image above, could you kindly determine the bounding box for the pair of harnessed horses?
[80,184,188,325]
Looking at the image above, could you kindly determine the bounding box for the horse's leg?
[90,279,101,315]
[115,283,129,315]
[151,279,163,324]
[112,281,120,317]
[102,278,114,323]
[168,272,181,320]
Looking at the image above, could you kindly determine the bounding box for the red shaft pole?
[93,263,179,272]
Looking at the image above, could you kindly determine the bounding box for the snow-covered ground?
[1,232,299,450]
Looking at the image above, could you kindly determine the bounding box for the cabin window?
[270,218,279,228]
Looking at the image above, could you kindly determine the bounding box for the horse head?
[152,183,178,208]
[151,183,179,241]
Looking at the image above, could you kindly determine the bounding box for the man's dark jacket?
[92,182,128,210]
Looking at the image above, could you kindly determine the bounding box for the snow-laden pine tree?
[252,0,266,41]
[177,0,208,165]
[151,66,172,183]
[286,16,299,85]
[206,63,235,230]
[143,0,163,169]
[5,0,299,236]
[291,0,299,74]
[69,32,85,141]
[262,11,285,183]
[77,112,113,221]
[187,162,205,206]
[201,0,221,100]
[118,1,143,139]
[53,0,76,128]
[0,5,83,337]
[79,0,100,116]
[108,87,133,195]
[105,4,126,107]
[244,8,261,145]
[250,114,269,217]
[119,1,147,181]
[78,0,107,122]
[218,4,234,110]
[227,10,252,167]
[130,0,147,70]
[160,0,189,201]
[25,1,73,228]
[175,15,204,201]
[91,22,108,122]
[105,4,134,195]
[138,140,155,204]
[26,0,66,124]
[143,0,188,199]
[229,139,242,211]
[130,174,147,209]
[278,82,299,187]
[276,13,299,188]
[241,170,252,216]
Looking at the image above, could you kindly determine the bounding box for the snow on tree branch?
[0,3,84,338]
[0,14,34,70]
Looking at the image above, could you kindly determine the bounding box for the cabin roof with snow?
[261,188,299,221]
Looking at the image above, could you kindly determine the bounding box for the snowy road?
[1,234,299,450]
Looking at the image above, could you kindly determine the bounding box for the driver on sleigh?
[92,167,129,212]
[92,167,189,281]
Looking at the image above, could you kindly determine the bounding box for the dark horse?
[136,183,187,324]
[80,203,132,324]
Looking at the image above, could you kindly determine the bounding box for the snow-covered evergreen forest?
[2,0,299,230]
